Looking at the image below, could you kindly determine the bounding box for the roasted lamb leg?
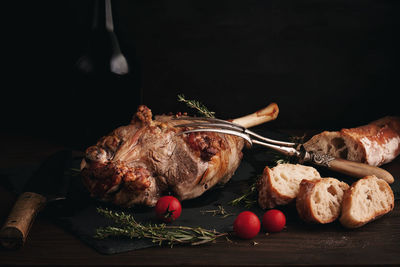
[81,104,278,207]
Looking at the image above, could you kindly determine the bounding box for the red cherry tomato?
[233,211,261,239]
[155,196,182,223]
[262,209,286,233]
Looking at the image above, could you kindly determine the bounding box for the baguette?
[296,178,349,224]
[303,116,400,167]
[339,175,394,228]
[257,163,321,209]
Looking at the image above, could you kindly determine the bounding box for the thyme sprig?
[228,179,259,208]
[177,94,216,118]
[200,205,235,218]
[95,207,227,247]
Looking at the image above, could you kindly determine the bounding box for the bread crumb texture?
[270,164,321,198]
[297,178,349,224]
[339,175,394,228]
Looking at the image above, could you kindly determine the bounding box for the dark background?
[3,0,399,150]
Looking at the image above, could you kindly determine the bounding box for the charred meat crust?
[131,105,153,125]
[185,132,226,161]
[81,161,151,197]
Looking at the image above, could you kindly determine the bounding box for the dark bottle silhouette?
[74,0,141,149]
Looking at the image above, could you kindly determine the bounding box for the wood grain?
[0,192,46,249]
[0,203,399,265]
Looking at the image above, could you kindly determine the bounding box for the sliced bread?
[296,178,349,224]
[257,163,321,209]
[339,175,395,228]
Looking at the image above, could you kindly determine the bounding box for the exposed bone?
[231,102,279,128]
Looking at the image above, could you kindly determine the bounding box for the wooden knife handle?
[327,158,394,184]
[0,192,46,249]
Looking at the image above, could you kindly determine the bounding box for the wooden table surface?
[0,132,399,266]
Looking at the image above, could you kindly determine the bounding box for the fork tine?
[180,128,253,145]
[175,122,244,132]
[244,129,296,147]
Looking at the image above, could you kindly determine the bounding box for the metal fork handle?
[246,129,295,147]
[252,139,301,157]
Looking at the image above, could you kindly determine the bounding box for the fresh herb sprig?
[177,94,216,118]
[95,207,227,247]
[228,178,259,208]
[200,205,235,218]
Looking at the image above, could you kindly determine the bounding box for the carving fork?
[175,117,394,183]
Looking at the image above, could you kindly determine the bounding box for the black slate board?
[54,151,267,254]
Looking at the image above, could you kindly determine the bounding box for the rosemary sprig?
[177,94,216,118]
[200,205,235,218]
[228,179,259,208]
[94,207,227,247]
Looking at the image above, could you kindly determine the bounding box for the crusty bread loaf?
[303,116,400,167]
[257,163,321,209]
[339,175,394,228]
[296,178,349,224]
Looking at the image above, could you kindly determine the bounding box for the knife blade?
[0,150,72,249]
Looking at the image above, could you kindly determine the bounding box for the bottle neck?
[91,0,114,33]
[77,0,129,75]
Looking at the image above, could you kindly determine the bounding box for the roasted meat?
[81,104,278,207]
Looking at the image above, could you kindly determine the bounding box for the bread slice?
[339,175,395,228]
[296,178,349,224]
[303,116,400,167]
[257,163,321,209]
